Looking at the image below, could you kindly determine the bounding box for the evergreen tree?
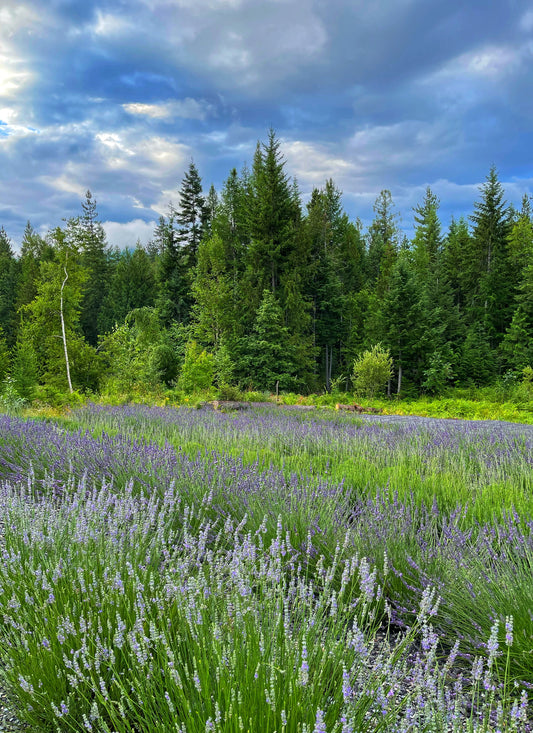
[508,195,533,268]
[304,186,345,390]
[411,190,463,382]
[241,290,297,392]
[11,328,38,400]
[0,327,10,384]
[155,211,191,328]
[500,260,533,370]
[72,191,111,346]
[366,190,400,293]
[177,161,207,268]
[16,222,53,315]
[469,167,513,343]
[246,129,296,296]
[460,320,496,385]
[0,227,19,346]
[412,187,442,278]
[99,244,156,334]
[382,255,423,394]
[442,216,472,312]
[205,184,219,234]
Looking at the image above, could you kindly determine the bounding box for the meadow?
[0,403,532,731]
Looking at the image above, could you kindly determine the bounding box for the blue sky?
[1,0,532,249]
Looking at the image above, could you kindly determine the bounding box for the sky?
[1,0,533,250]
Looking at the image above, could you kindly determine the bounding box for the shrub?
[178,340,215,393]
[352,344,393,399]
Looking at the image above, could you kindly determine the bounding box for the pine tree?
[366,190,400,293]
[382,255,423,393]
[242,290,297,392]
[155,212,191,328]
[73,191,111,346]
[469,167,513,343]
[0,227,19,346]
[412,187,442,278]
[177,161,207,268]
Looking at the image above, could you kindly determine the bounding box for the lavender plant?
[0,408,531,730]
[0,476,529,731]
[68,404,533,521]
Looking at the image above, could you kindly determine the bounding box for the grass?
[0,405,531,731]
[61,402,533,522]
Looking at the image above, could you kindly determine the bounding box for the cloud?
[0,0,533,250]
[92,10,134,37]
[123,98,212,120]
[102,219,157,249]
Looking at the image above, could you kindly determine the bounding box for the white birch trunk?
[60,263,73,394]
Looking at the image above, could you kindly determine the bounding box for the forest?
[0,129,532,403]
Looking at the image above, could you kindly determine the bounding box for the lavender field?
[0,405,532,731]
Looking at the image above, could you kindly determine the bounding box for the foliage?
[178,340,215,393]
[422,350,455,395]
[0,138,531,400]
[0,377,26,413]
[240,289,298,392]
[11,331,38,401]
[101,307,175,393]
[352,343,393,399]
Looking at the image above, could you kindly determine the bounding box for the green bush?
[353,344,393,399]
[178,341,215,393]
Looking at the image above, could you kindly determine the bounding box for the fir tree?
[366,190,400,293]
[0,227,19,346]
[469,167,513,343]
[412,187,442,277]
[242,290,297,392]
[155,212,191,328]
[177,161,207,268]
[74,191,111,346]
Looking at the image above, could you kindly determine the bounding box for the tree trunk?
[60,263,73,394]
[397,364,402,396]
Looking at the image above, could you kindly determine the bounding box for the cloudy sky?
[1,0,532,249]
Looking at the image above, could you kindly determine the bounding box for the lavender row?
[69,404,533,518]
[0,477,529,731]
[1,412,533,682]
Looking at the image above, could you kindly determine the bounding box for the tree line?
[0,129,532,400]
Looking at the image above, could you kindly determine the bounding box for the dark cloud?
[0,0,532,248]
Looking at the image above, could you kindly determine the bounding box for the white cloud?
[102,219,157,249]
[123,98,212,120]
[92,10,133,37]
[95,131,190,176]
[281,139,354,188]
[208,33,252,73]
[0,54,32,98]
[37,172,86,198]
[433,43,527,85]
